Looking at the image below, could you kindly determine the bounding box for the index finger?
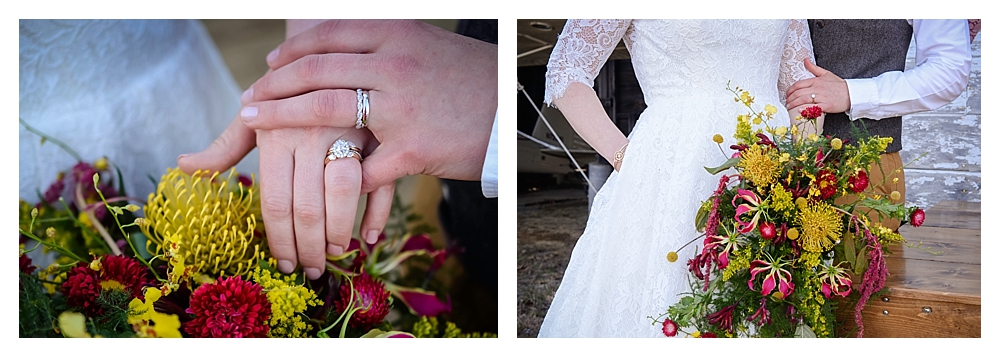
[267,20,400,70]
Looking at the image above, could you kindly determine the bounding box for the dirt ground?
[516,187,589,338]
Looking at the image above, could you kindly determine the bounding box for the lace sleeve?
[777,19,816,106]
[544,19,631,106]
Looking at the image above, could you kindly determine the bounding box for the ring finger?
[324,141,363,256]
[241,89,384,133]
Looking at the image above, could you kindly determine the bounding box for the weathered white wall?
[899,32,981,208]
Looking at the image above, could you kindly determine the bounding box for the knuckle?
[261,194,293,219]
[266,235,296,256]
[311,91,339,119]
[294,201,325,226]
[296,54,326,81]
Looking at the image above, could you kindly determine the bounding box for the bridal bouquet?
[652,83,923,338]
[18,123,493,338]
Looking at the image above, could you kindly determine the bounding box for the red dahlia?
[816,170,838,200]
[62,255,151,316]
[910,208,925,227]
[661,319,678,337]
[335,273,391,331]
[800,105,823,120]
[847,170,869,193]
[185,276,271,338]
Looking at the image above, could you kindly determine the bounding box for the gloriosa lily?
[818,262,853,299]
[733,189,763,233]
[703,233,738,269]
[748,254,794,298]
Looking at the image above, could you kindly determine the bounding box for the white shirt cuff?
[845,78,879,120]
[481,111,498,198]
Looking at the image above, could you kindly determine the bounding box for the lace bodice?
[545,19,814,107]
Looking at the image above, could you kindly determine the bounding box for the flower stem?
[93,173,162,281]
[19,118,83,162]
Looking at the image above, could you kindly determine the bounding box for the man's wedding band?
[356,89,369,129]
[325,139,363,165]
[810,93,816,103]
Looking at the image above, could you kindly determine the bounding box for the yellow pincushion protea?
[141,168,265,279]
[792,202,843,253]
[737,145,781,188]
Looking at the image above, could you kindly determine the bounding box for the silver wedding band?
[325,139,363,165]
[356,89,369,129]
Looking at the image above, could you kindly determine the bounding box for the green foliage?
[409,316,497,338]
[19,273,63,338]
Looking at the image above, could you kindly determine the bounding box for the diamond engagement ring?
[325,139,362,165]
[355,89,369,129]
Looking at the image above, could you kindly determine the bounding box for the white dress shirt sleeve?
[481,111,498,198]
[844,19,972,120]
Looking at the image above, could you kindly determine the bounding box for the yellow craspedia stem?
[141,168,265,279]
[713,134,724,144]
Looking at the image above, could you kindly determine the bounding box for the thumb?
[804,58,829,77]
[178,115,257,175]
[359,146,414,194]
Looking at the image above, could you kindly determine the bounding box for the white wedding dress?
[19,20,259,202]
[538,20,815,337]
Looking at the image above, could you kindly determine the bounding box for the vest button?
[816,20,825,28]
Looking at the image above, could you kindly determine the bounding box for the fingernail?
[241,106,258,120]
[266,48,279,64]
[277,259,294,274]
[241,87,253,103]
[304,267,321,281]
[327,244,344,256]
[177,153,190,162]
[365,230,380,244]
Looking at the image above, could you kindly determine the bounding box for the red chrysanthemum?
[661,319,678,337]
[185,276,270,338]
[800,105,823,120]
[62,255,151,316]
[815,169,838,200]
[20,254,36,275]
[335,273,391,331]
[910,208,925,227]
[847,170,869,193]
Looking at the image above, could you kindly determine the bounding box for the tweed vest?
[808,19,912,153]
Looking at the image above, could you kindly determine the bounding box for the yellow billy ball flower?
[830,138,843,150]
[713,134,724,144]
[141,168,265,278]
[795,197,808,210]
[890,191,901,201]
[786,227,800,240]
[94,157,109,171]
[666,251,678,263]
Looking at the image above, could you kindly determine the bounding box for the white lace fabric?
[538,20,815,337]
[19,20,259,201]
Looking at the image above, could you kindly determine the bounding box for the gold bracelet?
[613,142,628,172]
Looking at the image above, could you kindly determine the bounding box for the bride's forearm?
[552,82,629,165]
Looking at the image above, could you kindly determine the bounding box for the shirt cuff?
[481,111,498,198]
[845,78,880,120]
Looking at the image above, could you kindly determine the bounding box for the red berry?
[910,208,925,227]
[759,222,776,240]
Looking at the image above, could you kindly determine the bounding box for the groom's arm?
[843,19,972,120]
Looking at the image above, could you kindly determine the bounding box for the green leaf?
[794,323,817,338]
[705,157,741,175]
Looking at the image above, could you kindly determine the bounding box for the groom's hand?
[238,20,498,194]
[785,58,850,114]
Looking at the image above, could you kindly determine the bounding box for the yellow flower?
[141,168,265,278]
[830,138,843,150]
[753,116,762,125]
[808,133,818,141]
[794,202,843,253]
[770,184,796,219]
[252,263,323,338]
[795,197,808,210]
[893,177,899,183]
[691,330,702,338]
[775,126,787,137]
[786,227,800,240]
[128,287,182,338]
[779,152,790,163]
[740,91,754,106]
[765,104,778,116]
[666,251,678,263]
[791,125,799,136]
[890,191,901,201]
[713,134,724,144]
[94,157,109,171]
[58,312,92,338]
[737,145,781,187]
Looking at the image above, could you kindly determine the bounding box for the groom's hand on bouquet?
[237,19,499,194]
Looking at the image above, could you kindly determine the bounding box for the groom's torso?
[809,19,912,153]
